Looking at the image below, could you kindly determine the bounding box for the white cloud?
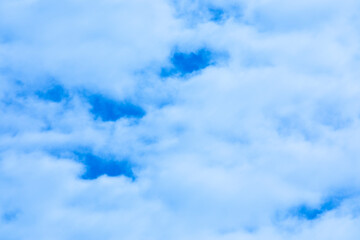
[1,0,360,239]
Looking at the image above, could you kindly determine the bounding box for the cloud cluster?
[1,0,360,239]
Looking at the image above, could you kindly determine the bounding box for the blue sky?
[1,0,360,239]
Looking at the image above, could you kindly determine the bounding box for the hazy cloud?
[1,0,360,239]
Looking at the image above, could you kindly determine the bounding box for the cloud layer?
[1,0,360,239]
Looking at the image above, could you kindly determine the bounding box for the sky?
[1,0,360,239]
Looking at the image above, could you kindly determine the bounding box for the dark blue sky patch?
[75,152,135,180]
[208,7,226,22]
[161,48,215,78]
[290,196,344,220]
[88,94,145,122]
[36,84,69,102]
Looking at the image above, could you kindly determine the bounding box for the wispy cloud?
[1,0,360,239]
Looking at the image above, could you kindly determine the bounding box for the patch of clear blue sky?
[88,94,145,122]
[290,195,346,220]
[31,83,143,179]
[208,7,226,22]
[160,48,215,78]
[36,84,69,102]
[49,146,136,180]
[75,152,135,180]
[35,82,145,122]
[51,149,135,180]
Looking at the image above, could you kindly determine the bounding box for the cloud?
[1,0,360,239]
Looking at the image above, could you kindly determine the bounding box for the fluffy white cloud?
[1,0,360,239]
